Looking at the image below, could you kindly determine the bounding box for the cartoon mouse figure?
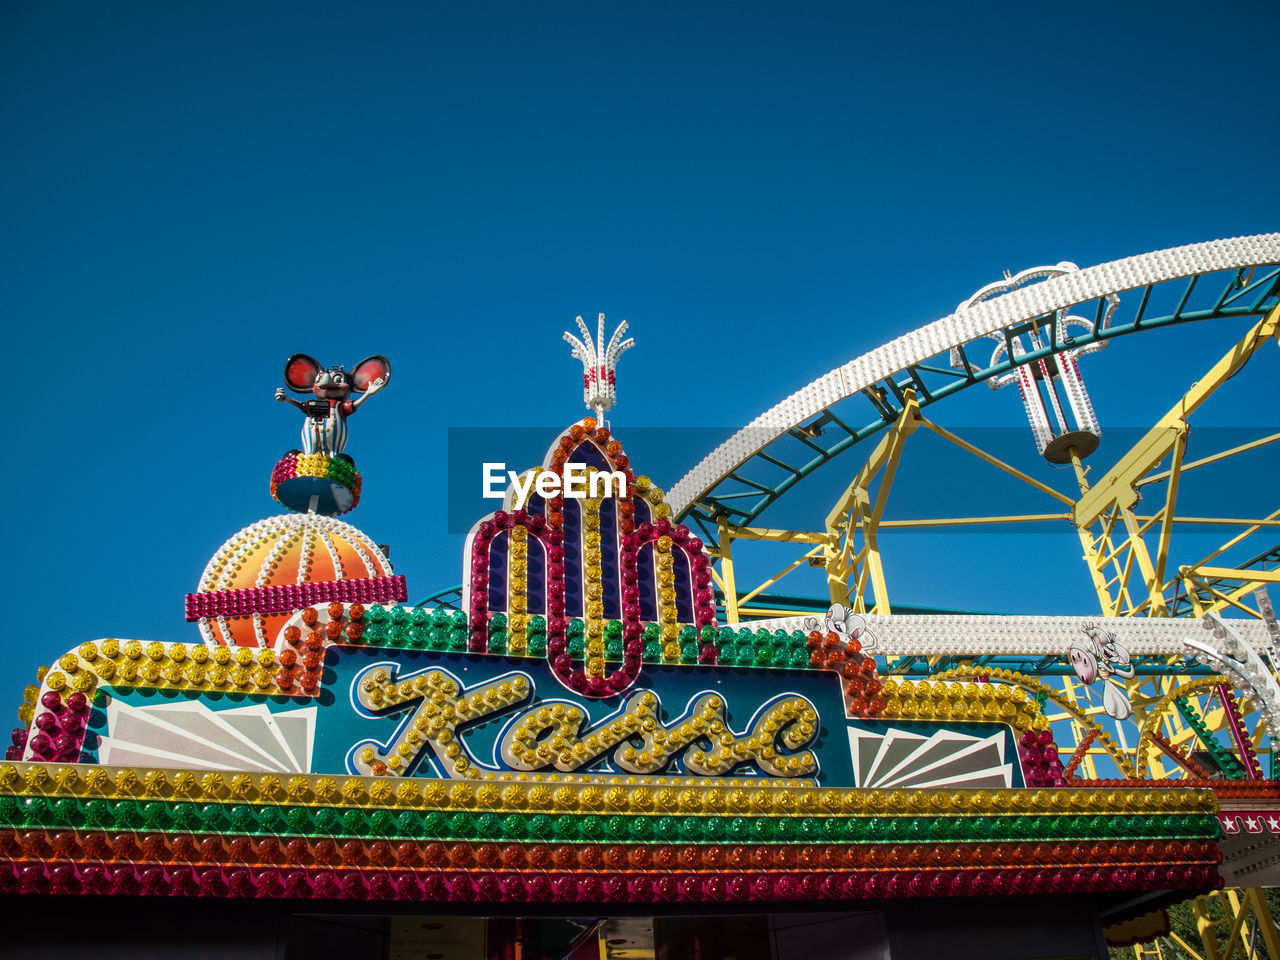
[275,354,390,459]
[802,602,879,652]
[1068,624,1135,721]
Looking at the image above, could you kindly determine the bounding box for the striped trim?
[185,576,407,620]
[0,763,1226,902]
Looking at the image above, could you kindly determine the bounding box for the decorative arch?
[462,417,717,697]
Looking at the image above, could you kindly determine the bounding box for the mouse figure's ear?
[349,355,391,392]
[283,354,323,392]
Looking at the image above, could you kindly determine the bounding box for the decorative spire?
[563,313,634,418]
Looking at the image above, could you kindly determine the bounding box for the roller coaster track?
[671,235,1280,543]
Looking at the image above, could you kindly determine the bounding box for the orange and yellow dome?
[190,514,396,647]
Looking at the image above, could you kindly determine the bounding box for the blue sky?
[3,1,1278,700]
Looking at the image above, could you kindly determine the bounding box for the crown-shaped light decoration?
[564,313,634,417]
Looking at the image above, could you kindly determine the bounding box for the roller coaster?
[667,234,1280,958]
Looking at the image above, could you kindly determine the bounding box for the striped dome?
[194,514,392,647]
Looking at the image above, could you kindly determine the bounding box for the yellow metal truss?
[1183,889,1280,960]
[703,306,1280,955]
[1071,306,1280,619]
[706,519,829,625]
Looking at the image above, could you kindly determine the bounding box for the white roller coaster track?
[739,612,1274,657]
[669,233,1280,514]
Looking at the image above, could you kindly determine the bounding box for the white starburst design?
[95,699,316,772]
[848,727,1012,788]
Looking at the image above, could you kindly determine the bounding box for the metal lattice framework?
[664,235,1280,955]
[672,235,1280,627]
[672,234,1280,528]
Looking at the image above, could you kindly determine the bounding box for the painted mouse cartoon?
[1068,624,1135,721]
[275,354,390,459]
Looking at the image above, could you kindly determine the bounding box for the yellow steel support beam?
[815,307,1277,620]
[724,527,828,544]
[918,418,1076,506]
[735,545,826,608]
[717,516,740,626]
[822,395,1088,612]
[1194,567,1280,584]
[1193,897,1223,960]
[1077,505,1126,617]
[1221,890,1252,960]
[824,395,922,533]
[1172,509,1280,587]
[1180,573,1266,618]
[879,513,1071,527]
[735,605,815,618]
[1074,308,1280,530]
[1069,305,1280,617]
[1146,516,1280,527]
[709,519,836,625]
[824,391,922,612]
[1138,432,1280,488]
[1168,928,1208,960]
[1153,425,1189,588]
[1121,503,1171,616]
[1243,886,1280,960]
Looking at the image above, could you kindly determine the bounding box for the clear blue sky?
[4,1,1278,703]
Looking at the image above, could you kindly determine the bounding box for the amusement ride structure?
[3,234,1279,960]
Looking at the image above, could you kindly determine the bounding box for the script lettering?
[348,665,821,780]
[347,664,531,778]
